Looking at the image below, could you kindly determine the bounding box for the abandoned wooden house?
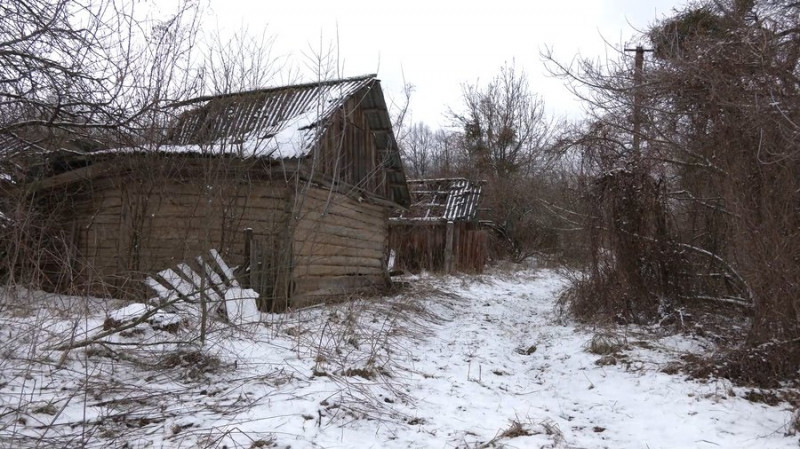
[389,178,488,273]
[23,74,410,310]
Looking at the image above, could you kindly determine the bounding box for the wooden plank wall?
[454,224,489,273]
[388,223,446,273]
[33,174,124,294]
[128,176,290,300]
[290,184,389,308]
[53,158,292,299]
[317,95,382,197]
[388,222,488,274]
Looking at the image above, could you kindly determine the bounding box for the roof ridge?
[170,74,378,108]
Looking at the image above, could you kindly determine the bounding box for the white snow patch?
[224,287,260,325]
[108,303,150,322]
[97,106,321,160]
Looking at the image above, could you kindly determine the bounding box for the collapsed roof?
[392,178,483,222]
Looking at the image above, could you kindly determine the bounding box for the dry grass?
[587,332,626,355]
[476,417,565,449]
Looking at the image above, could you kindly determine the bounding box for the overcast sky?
[207,0,688,127]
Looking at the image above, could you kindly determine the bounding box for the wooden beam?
[296,165,406,210]
[26,160,119,193]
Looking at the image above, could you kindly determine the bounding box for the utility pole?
[624,46,652,167]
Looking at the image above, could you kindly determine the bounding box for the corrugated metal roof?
[0,134,48,159]
[393,178,483,222]
[167,75,376,159]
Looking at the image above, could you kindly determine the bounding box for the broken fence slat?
[196,255,225,288]
[144,249,256,320]
[144,276,180,302]
[195,255,228,301]
[177,263,204,290]
[175,262,222,301]
[157,268,198,299]
[209,249,239,287]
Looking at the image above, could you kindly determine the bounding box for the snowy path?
[373,270,796,449]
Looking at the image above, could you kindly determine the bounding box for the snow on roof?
[393,178,483,222]
[98,106,319,159]
[92,75,376,160]
[160,75,376,160]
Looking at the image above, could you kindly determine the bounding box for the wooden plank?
[135,182,287,198]
[145,276,181,302]
[135,235,222,248]
[177,263,203,289]
[296,178,382,213]
[28,160,119,192]
[294,220,385,243]
[301,186,387,217]
[81,215,123,227]
[291,275,385,299]
[294,225,385,244]
[233,192,290,204]
[81,176,124,192]
[294,255,383,269]
[69,195,123,211]
[210,249,238,287]
[293,236,384,256]
[181,262,226,302]
[293,241,384,259]
[143,205,286,222]
[144,194,287,210]
[297,215,384,235]
[297,208,385,230]
[293,264,383,277]
[445,220,454,274]
[294,229,385,248]
[298,199,383,220]
[81,258,122,272]
[196,254,226,288]
[156,268,197,298]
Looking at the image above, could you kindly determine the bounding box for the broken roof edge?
[170,74,380,108]
[407,177,487,185]
[392,177,484,222]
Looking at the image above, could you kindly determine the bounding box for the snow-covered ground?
[0,266,797,448]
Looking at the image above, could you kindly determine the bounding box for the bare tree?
[647,0,799,351]
[446,62,555,259]
[0,0,202,290]
[547,0,800,385]
[400,122,437,178]
[200,27,295,95]
[450,61,551,180]
[0,0,200,150]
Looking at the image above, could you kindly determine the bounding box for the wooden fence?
[388,221,488,274]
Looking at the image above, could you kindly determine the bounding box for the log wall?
[49,158,291,298]
[37,174,126,294]
[43,156,393,306]
[289,184,389,308]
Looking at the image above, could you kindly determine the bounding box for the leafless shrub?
[689,340,800,388]
[790,408,800,436]
[546,0,799,385]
